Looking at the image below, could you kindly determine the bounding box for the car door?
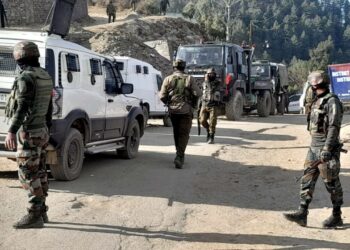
[154,74,166,113]
[103,60,128,139]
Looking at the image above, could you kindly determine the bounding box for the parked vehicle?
[175,42,288,120]
[288,94,302,113]
[328,63,350,106]
[114,56,171,126]
[0,30,144,181]
[251,60,289,115]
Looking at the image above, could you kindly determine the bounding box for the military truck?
[251,60,289,115]
[175,42,283,120]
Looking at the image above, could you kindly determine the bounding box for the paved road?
[0,114,350,250]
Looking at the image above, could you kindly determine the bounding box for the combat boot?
[323,208,343,228]
[41,204,49,223]
[174,155,183,169]
[206,130,210,142]
[13,210,44,229]
[208,133,215,144]
[283,207,308,227]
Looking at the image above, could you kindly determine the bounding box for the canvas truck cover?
[328,63,350,103]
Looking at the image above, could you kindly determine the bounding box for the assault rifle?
[197,99,202,136]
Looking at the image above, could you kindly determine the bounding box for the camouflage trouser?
[199,106,218,134]
[170,113,193,157]
[16,127,50,211]
[300,147,343,207]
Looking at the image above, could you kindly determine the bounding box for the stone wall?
[1,0,88,26]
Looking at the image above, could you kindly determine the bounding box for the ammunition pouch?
[4,81,18,120]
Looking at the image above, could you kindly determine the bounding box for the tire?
[142,106,149,127]
[117,120,141,159]
[277,94,285,115]
[225,90,243,121]
[257,90,271,117]
[49,128,84,181]
[163,114,172,127]
[270,95,276,115]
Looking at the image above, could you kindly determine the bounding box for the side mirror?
[121,83,133,94]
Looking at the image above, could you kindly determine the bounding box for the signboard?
[328,63,350,102]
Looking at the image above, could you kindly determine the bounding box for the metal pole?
[249,20,253,45]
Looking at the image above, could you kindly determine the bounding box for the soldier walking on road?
[284,70,344,228]
[5,41,53,229]
[160,0,170,15]
[199,68,222,144]
[106,1,116,23]
[159,59,202,169]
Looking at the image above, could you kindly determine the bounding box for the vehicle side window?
[66,54,80,72]
[90,58,102,75]
[143,66,149,74]
[45,49,55,83]
[116,62,124,70]
[104,62,118,94]
[156,74,162,91]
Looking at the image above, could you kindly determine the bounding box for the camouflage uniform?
[106,2,116,23]
[301,92,343,208]
[304,82,314,115]
[5,41,53,228]
[199,68,222,144]
[159,59,201,168]
[284,71,344,228]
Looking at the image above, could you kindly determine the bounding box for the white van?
[114,56,171,126]
[0,30,145,180]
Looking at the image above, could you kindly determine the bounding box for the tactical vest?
[168,75,192,111]
[6,67,53,130]
[309,93,342,135]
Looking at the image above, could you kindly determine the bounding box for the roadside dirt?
[1,114,350,250]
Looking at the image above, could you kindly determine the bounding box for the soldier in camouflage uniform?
[106,1,116,23]
[284,71,344,228]
[199,68,222,144]
[159,59,202,169]
[5,41,53,229]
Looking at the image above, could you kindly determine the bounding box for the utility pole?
[223,0,241,42]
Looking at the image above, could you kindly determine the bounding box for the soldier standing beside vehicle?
[5,41,53,229]
[159,59,201,169]
[199,68,222,144]
[106,1,116,23]
[284,70,344,228]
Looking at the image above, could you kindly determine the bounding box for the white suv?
[0,30,145,180]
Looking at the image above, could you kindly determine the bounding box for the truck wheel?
[270,96,276,115]
[277,94,285,115]
[117,120,140,159]
[49,128,84,181]
[163,114,172,127]
[257,90,271,117]
[142,106,149,127]
[225,90,243,121]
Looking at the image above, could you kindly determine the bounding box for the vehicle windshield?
[251,64,270,77]
[176,46,223,66]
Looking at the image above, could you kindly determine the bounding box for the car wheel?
[117,120,141,159]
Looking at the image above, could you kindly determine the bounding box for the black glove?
[320,150,332,162]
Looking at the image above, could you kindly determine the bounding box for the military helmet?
[173,59,186,69]
[308,70,330,86]
[206,67,216,75]
[13,41,40,61]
